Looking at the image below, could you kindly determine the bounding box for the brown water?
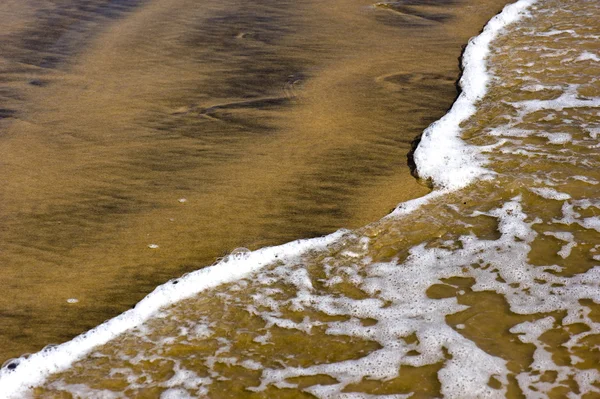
[0,0,512,362]
[14,0,600,397]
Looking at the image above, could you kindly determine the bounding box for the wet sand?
[0,0,510,361]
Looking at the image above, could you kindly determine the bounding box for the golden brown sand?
[0,0,511,361]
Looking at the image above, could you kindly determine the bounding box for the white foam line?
[387,189,447,218]
[0,231,345,398]
[0,0,539,396]
[413,0,538,191]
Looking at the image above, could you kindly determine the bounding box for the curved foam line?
[0,0,538,396]
[413,0,537,191]
[0,232,345,398]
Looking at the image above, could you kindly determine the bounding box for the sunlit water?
[0,0,600,398]
[2,0,600,397]
[0,0,517,361]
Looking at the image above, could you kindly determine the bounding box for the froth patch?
[530,187,571,200]
[575,51,600,62]
[413,0,538,191]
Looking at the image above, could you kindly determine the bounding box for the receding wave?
[2,0,600,397]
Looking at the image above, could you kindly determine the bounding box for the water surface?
[0,0,511,361]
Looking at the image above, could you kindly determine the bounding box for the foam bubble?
[539,132,572,144]
[575,51,600,62]
[160,388,194,399]
[530,187,571,200]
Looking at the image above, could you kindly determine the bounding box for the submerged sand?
[0,0,511,361]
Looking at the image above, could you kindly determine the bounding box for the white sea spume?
[0,232,345,398]
[413,0,538,191]
[0,0,539,397]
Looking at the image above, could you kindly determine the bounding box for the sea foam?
[0,232,344,397]
[0,0,540,397]
[413,0,538,191]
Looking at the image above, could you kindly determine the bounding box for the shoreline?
[0,0,539,395]
[0,0,514,363]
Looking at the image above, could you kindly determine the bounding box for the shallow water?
[6,0,599,396]
[0,0,513,362]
